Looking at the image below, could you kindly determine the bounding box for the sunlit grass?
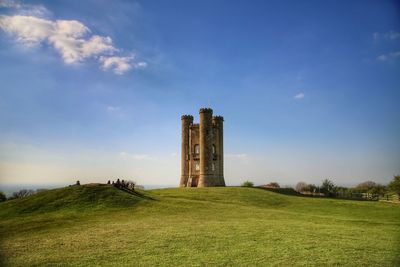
[1,185,399,266]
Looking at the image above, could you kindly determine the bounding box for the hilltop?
[0,184,145,216]
[1,185,399,266]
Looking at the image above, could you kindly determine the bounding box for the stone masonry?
[180,108,225,187]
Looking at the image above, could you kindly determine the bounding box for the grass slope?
[0,185,399,266]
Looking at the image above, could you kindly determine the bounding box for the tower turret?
[180,115,193,187]
[212,115,225,186]
[198,108,213,187]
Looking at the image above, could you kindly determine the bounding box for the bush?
[36,188,49,193]
[241,181,254,187]
[265,182,280,188]
[388,175,400,195]
[0,191,6,202]
[10,189,35,199]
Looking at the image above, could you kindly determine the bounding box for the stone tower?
[180,108,225,187]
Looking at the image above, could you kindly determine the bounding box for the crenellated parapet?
[181,115,194,120]
[212,116,224,126]
[213,115,224,121]
[199,108,213,114]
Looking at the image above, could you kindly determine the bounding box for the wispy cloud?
[373,31,400,41]
[226,153,248,159]
[0,0,50,17]
[0,0,21,9]
[294,92,305,100]
[119,152,155,161]
[106,105,120,112]
[0,2,146,74]
[377,51,400,62]
[100,55,146,75]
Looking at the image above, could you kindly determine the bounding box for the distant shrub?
[295,182,318,194]
[241,181,254,187]
[356,181,377,192]
[0,191,6,202]
[264,182,280,188]
[10,189,35,200]
[388,175,400,195]
[295,182,308,192]
[263,187,301,196]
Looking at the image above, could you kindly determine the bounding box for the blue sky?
[0,0,399,187]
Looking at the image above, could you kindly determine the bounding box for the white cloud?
[377,51,400,62]
[100,56,133,75]
[99,56,147,75]
[0,15,52,45]
[294,92,305,100]
[0,13,146,74]
[134,61,147,68]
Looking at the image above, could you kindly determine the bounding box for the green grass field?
[1,185,399,266]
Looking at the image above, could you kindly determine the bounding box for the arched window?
[194,144,200,155]
[212,144,216,155]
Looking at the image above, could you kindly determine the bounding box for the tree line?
[294,176,400,199]
[241,176,400,201]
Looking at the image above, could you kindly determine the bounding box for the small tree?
[321,179,335,197]
[295,182,308,192]
[307,184,317,193]
[241,181,254,187]
[368,184,387,196]
[0,191,6,202]
[388,175,400,195]
[356,181,377,192]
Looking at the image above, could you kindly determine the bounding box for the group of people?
[107,179,136,191]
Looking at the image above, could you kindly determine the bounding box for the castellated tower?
[180,108,225,187]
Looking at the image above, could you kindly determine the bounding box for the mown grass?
[0,185,399,266]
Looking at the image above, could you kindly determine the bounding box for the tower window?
[195,162,200,171]
[212,163,215,171]
[194,144,200,155]
[212,145,216,155]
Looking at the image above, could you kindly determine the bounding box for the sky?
[0,0,399,188]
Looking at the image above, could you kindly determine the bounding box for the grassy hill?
[0,185,399,266]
